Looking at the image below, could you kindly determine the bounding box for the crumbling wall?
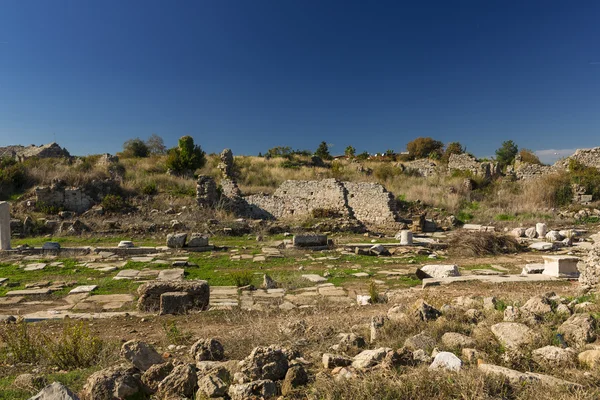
[243,179,398,225]
[447,153,500,179]
[403,159,438,177]
[555,147,600,170]
[343,182,397,224]
[246,179,350,219]
[35,184,94,213]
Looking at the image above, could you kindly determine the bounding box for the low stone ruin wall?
[448,153,500,179]
[555,147,600,170]
[0,142,70,162]
[244,179,398,225]
[35,185,94,214]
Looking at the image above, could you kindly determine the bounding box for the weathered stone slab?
[529,242,553,251]
[521,263,545,275]
[302,274,327,283]
[69,285,98,294]
[131,256,155,263]
[114,269,140,280]
[157,268,185,281]
[419,264,460,279]
[6,288,52,296]
[24,263,46,271]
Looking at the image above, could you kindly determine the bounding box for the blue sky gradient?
[1,1,600,163]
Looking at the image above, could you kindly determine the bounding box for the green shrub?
[101,194,126,212]
[166,136,206,176]
[231,271,254,287]
[36,201,63,215]
[141,182,158,195]
[44,322,104,370]
[0,320,42,364]
[0,158,27,200]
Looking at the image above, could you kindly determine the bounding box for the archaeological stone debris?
[0,202,10,250]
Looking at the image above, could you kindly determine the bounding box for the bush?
[141,182,158,195]
[406,137,444,160]
[101,194,126,212]
[568,159,600,200]
[166,136,206,176]
[0,320,41,364]
[231,270,253,287]
[44,322,104,370]
[0,157,27,200]
[122,138,149,158]
[518,149,542,165]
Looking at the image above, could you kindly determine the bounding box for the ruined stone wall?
[403,159,438,177]
[513,162,555,180]
[554,147,600,170]
[343,182,397,224]
[447,153,500,179]
[244,179,398,225]
[35,185,94,214]
[246,179,350,220]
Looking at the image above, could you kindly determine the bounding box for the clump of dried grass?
[448,231,521,257]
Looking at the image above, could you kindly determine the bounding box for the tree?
[495,140,519,167]
[315,141,332,160]
[356,151,370,160]
[146,134,167,155]
[122,138,149,158]
[165,135,206,175]
[345,146,356,158]
[441,141,465,163]
[406,137,444,160]
[518,149,542,165]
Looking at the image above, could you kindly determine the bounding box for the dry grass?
[447,232,522,257]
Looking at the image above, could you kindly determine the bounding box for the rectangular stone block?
[293,234,328,247]
[542,255,580,278]
[159,291,192,315]
[0,202,10,250]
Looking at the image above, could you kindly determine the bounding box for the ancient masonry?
[245,179,398,225]
[35,182,95,214]
[196,150,399,225]
[447,153,501,180]
[0,142,70,162]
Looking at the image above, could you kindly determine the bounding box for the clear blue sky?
[1,1,600,163]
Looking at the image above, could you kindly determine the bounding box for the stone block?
[159,292,193,315]
[542,255,580,278]
[293,234,328,247]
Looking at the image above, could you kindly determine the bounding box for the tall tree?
[315,141,332,160]
[495,140,519,167]
[146,134,167,155]
[406,137,444,160]
[122,138,149,158]
[345,145,356,157]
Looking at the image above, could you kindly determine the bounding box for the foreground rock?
[190,338,225,361]
[478,363,581,389]
[120,340,164,371]
[137,280,209,314]
[531,346,576,368]
[82,365,141,400]
[491,322,538,349]
[352,348,393,369]
[29,382,80,400]
[239,346,289,381]
[557,313,597,348]
[157,364,197,399]
[429,351,462,371]
[229,380,277,400]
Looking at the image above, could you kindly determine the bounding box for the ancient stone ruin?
[448,153,501,180]
[0,142,70,162]
[0,202,10,250]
